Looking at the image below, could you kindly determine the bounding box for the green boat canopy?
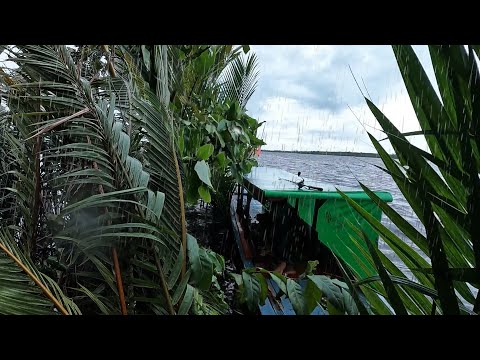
[244,167,393,201]
[243,167,393,279]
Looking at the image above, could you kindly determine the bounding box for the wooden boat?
[230,166,393,315]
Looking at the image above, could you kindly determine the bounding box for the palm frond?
[117,46,188,280]
[219,52,259,110]
[340,45,480,315]
[0,45,189,314]
[0,228,80,315]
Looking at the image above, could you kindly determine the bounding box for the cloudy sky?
[247,45,436,153]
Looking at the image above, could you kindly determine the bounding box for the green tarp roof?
[244,167,393,202]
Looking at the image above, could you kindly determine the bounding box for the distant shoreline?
[262,150,397,159]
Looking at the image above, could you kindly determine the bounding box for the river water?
[257,151,427,276]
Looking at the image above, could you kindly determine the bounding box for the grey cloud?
[249,45,398,114]
[249,45,433,116]
[246,45,433,151]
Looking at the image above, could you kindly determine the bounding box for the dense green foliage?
[232,261,359,315]
[169,46,265,207]
[0,45,262,315]
[180,100,265,207]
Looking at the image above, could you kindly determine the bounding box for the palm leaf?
[219,52,259,110]
[0,228,80,315]
[339,45,480,315]
[1,45,189,315]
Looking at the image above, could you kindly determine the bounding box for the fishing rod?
[280,172,323,191]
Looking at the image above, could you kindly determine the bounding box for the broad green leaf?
[230,272,243,286]
[187,234,213,290]
[269,271,287,295]
[215,130,226,148]
[327,301,344,315]
[307,275,343,312]
[216,152,226,168]
[304,279,322,315]
[286,278,305,315]
[206,249,225,275]
[242,271,261,312]
[205,124,215,134]
[341,288,359,315]
[196,143,214,160]
[253,273,268,306]
[198,185,211,203]
[194,160,213,187]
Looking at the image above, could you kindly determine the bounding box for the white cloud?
[255,88,429,153]
[248,45,435,153]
